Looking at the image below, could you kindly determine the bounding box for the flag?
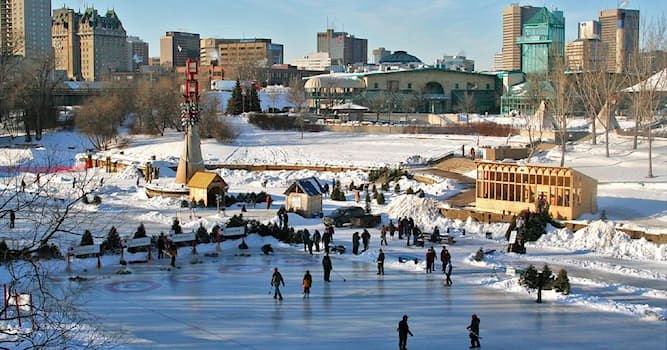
[336,36,342,41]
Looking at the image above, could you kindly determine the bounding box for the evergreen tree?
[474,247,485,261]
[553,269,571,295]
[226,79,243,115]
[541,264,554,284]
[520,265,539,289]
[349,180,355,191]
[330,182,346,201]
[371,184,377,193]
[394,183,401,193]
[80,229,94,246]
[406,187,415,195]
[102,226,121,252]
[134,223,147,239]
[171,219,183,234]
[196,223,210,243]
[249,84,261,112]
[365,190,371,213]
[381,182,389,192]
[376,191,386,205]
[417,189,425,198]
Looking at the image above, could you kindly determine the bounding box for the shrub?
[171,219,183,234]
[376,192,386,205]
[330,183,346,201]
[394,183,401,193]
[198,199,206,208]
[473,247,484,261]
[199,115,238,143]
[181,200,189,208]
[417,189,425,198]
[519,265,539,289]
[102,226,121,253]
[92,195,102,205]
[553,269,571,295]
[405,187,415,195]
[80,229,94,246]
[381,182,389,192]
[81,195,90,204]
[134,223,147,239]
[368,166,404,183]
[196,223,210,243]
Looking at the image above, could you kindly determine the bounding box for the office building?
[436,55,475,72]
[517,7,565,74]
[317,29,367,66]
[501,4,541,71]
[291,52,331,71]
[160,31,200,68]
[200,38,224,66]
[578,20,601,40]
[127,36,148,72]
[217,38,283,66]
[565,39,608,71]
[599,8,639,72]
[0,0,51,57]
[372,47,391,64]
[52,7,128,81]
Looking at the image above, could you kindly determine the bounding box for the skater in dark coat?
[157,233,166,259]
[445,262,453,285]
[168,242,178,267]
[271,267,285,300]
[388,220,396,239]
[322,252,332,282]
[466,314,481,348]
[9,209,15,229]
[312,230,321,252]
[376,248,385,275]
[361,229,371,252]
[397,315,413,350]
[425,247,436,273]
[352,232,360,255]
[440,246,451,272]
[322,230,332,253]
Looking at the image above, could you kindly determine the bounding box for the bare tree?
[199,93,238,142]
[75,95,125,150]
[522,72,550,162]
[286,77,306,113]
[454,91,476,116]
[547,57,577,167]
[19,53,59,142]
[134,74,181,135]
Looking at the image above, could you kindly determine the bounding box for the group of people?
[397,313,481,349]
[155,232,179,267]
[351,229,372,255]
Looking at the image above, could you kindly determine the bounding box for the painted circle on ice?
[219,264,269,274]
[105,280,161,293]
[170,273,209,283]
[274,257,315,267]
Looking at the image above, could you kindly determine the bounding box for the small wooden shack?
[284,177,325,218]
[187,171,228,207]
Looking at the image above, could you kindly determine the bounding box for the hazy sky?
[52,0,666,70]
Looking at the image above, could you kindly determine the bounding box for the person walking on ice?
[466,314,481,348]
[397,314,413,350]
[302,270,312,298]
[376,248,385,275]
[322,252,332,282]
[271,267,285,300]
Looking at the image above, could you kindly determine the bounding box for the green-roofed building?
[517,7,565,74]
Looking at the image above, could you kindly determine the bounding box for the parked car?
[323,206,381,227]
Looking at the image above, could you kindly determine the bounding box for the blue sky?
[52,0,666,70]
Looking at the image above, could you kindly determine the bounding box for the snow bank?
[531,221,666,261]
[386,194,449,231]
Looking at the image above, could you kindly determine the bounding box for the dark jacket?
[271,271,285,287]
[397,319,413,336]
[377,251,385,263]
[322,255,332,270]
[467,317,480,334]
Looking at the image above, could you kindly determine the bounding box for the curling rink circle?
[219,264,269,274]
[170,273,210,283]
[105,280,161,293]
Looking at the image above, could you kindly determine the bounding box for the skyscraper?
[372,47,391,64]
[501,4,540,71]
[160,31,200,69]
[52,7,128,81]
[0,0,51,57]
[599,8,639,72]
[317,29,367,66]
[127,36,148,72]
[566,20,607,72]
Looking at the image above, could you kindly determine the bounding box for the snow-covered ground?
[0,115,665,349]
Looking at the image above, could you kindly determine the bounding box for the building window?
[407,83,412,89]
[374,83,378,89]
[455,83,459,89]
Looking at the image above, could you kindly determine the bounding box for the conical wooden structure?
[175,125,205,184]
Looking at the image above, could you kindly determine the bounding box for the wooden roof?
[187,171,227,189]
[284,177,325,196]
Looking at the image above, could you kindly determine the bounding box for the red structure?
[181,58,201,127]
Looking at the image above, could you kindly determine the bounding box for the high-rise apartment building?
[0,0,51,57]
[127,36,148,72]
[566,20,607,72]
[160,31,200,68]
[317,29,367,66]
[517,7,565,74]
[501,4,540,71]
[52,7,128,81]
[372,47,391,64]
[599,8,639,72]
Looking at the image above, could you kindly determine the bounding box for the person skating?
[380,226,388,246]
[168,241,178,267]
[352,232,360,255]
[377,248,385,275]
[440,246,451,273]
[157,232,166,259]
[266,194,272,209]
[425,246,436,273]
[312,230,321,252]
[271,267,285,300]
[302,230,311,253]
[445,262,453,285]
[397,315,414,350]
[9,209,15,229]
[302,270,312,298]
[466,314,481,348]
[361,229,371,252]
[388,220,396,239]
[322,252,332,282]
[322,229,332,253]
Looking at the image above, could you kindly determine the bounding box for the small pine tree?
[196,223,210,243]
[171,219,183,234]
[553,269,571,295]
[376,192,386,205]
[541,264,554,284]
[417,189,425,198]
[80,229,94,246]
[406,187,415,195]
[371,184,376,193]
[81,195,90,204]
[365,191,371,213]
[226,79,243,115]
[102,226,121,252]
[394,183,401,193]
[331,183,346,201]
[520,265,539,289]
[92,195,102,205]
[134,223,147,239]
[249,85,261,112]
[474,247,485,261]
[349,181,355,191]
[381,182,389,192]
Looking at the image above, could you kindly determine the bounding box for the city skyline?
[51,0,666,70]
